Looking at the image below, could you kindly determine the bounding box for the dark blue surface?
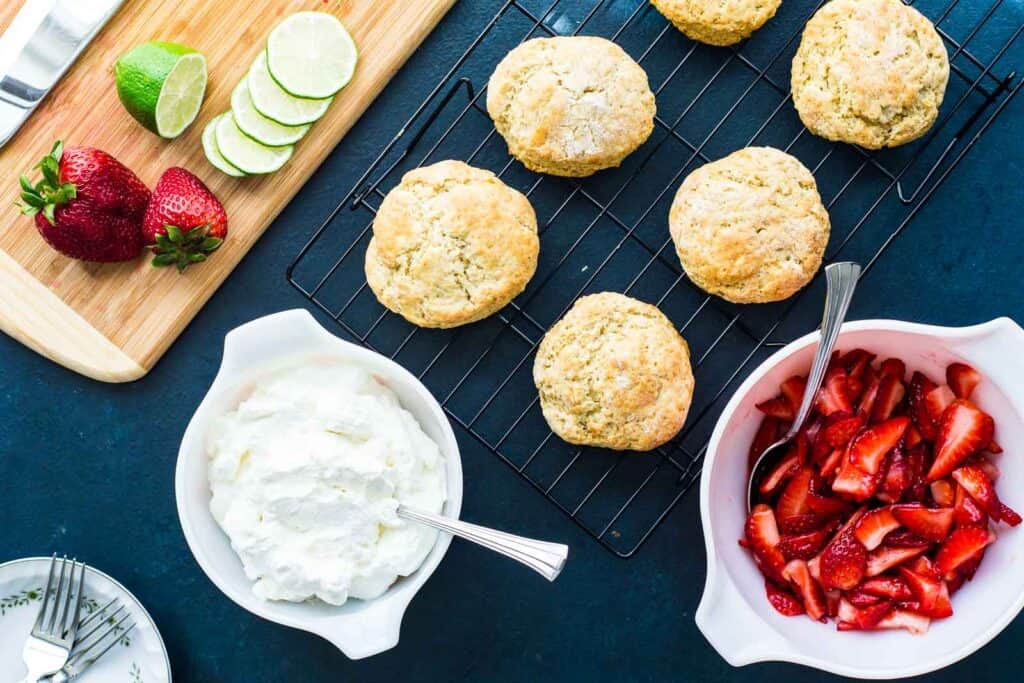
[2,1,1023,681]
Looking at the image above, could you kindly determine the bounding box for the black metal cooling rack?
[287,0,1023,557]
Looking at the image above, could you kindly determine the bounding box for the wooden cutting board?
[0,0,455,382]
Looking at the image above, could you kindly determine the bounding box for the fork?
[19,556,86,683]
[42,598,137,682]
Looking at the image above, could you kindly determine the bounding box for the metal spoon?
[746,262,862,511]
[397,505,569,581]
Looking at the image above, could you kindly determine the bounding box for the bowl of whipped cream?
[175,309,462,659]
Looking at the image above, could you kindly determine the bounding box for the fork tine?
[68,615,135,667]
[64,560,86,641]
[76,596,118,634]
[33,554,59,631]
[44,555,68,635]
[73,603,126,650]
[54,559,78,638]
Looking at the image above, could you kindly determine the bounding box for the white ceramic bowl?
[696,318,1024,679]
[175,309,463,659]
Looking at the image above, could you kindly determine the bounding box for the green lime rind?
[230,80,310,147]
[266,12,358,100]
[215,112,293,175]
[115,41,207,138]
[203,114,246,177]
[247,51,331,126]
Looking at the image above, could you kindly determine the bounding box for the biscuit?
[533,292,694,451]
[791,0,949,149]
[365,160,539,328]
[669,147,829,304]
[486,36,656,177]
[651,0,781,46]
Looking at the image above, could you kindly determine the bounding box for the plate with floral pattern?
[0,557,170,682]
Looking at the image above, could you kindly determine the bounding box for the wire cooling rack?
[288,0,1023,557]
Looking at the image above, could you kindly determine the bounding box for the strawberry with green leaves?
[143,167,227,272]
[18,141,150,262]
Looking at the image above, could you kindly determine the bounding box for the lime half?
[203,114,246,177]
[116,42,208,138]
[266,12,357,99]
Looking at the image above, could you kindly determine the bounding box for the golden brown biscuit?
[651,0,781,46]
[533,292,694,451]
[669,147,830,304]
[791,0,949,149]
[365,160,539,328]
[486,36,656,177]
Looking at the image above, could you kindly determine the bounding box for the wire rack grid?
[287,0,1023,557]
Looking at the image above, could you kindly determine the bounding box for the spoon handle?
[397,505,569,582]
[788,262,862,437]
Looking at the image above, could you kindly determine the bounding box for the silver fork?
[19,555,86,683]
[43,598,136,682]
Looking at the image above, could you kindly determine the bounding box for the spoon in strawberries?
[747,262,862,511]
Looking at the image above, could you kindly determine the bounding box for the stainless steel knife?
[0,0,124,148]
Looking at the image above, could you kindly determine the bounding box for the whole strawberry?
[18,141,150,262]
[142,167,227,272]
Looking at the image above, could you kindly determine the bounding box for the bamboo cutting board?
[0,0,455,382]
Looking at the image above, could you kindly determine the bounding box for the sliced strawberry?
[854,507,900,551]
[971,456,1000,482]
[778,523,838,561]
[823,415,865,449]
[836,598,894,631]
[825,588,841,617]
[932,580,953,618]
[777,467,814,521]
[806,488,851,519]
[749,416,781,469]
[819,525,868,590]
[987,439,1004,454]
[839,348,876,374]
[816,367,853,416]
[954,484,988,527]
[904,424,923,449]
[845,588,884,608]
[870,375,906,423]
[757,451,801,495]
[947,362,982,400]
[832,454,882,501]
[907,371,939,440]
[866,545,927,576]
[998,503,1022,527]
[904,444,928,502]
[874,609,930,634]
[930,479,955,507]
[756,395,795,420]
[858,373,882,421]
[951,465,1000,517]
[745,504,787,581]
[778,513,824,535]
[784,559,828,621]
[848,417,910,474]
[898,565,941,614]
[884,530,933,548]
[891,504,954,542]
[819,448,844,479]
[879,358,906,381]
[928,400,994,480]
[935,526,995,579]
[780,375,807,416]
[881,446,911,502]
[924,385,956,423]
[765,579,805,616]
[861,575,914,600]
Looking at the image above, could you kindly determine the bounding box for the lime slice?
[248,52,331,126]
[115,42,208,138]
[215,113,294,174]
[231,80,310,147]
[266,12,357,99]
[203,114,246,177]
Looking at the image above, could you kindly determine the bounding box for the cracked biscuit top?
[533,292,694,452]
[650,0,781,46]
[791,0,949,149]
[486,36,656,177]
[669,147,830,304]
[365,160,539,328]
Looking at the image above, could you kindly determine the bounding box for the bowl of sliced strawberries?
[696,317,1024,679]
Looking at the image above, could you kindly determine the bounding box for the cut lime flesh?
[231,80,310,147]
[115,42,207,138]
[266,12,357,99]
[215,113,293,174]
[155,52,208,137]
[203,114,246,177]
[248,52,331,126]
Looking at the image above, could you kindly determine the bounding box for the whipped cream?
[207,362,446,606]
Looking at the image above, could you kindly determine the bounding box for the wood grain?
[0,0,455,381]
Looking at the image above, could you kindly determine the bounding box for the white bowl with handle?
[696,317,1024,679]
[175,309,463,660]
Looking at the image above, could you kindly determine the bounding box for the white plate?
[0,557,171,682]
